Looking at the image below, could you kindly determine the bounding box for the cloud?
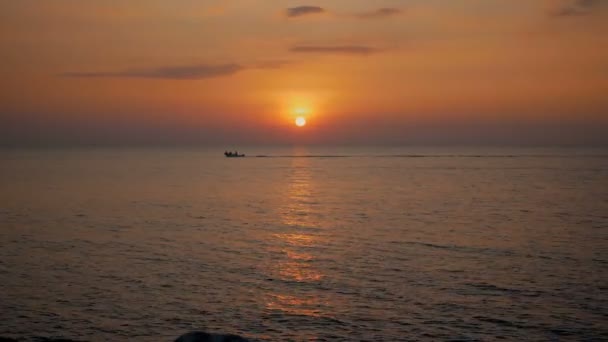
[552,0,603,17]
[356,8,403,19]
[285,6,325,18]
[251,60,291,69]
[62,64,242,80]
[62,61,289,80]
[285,6,403,20]
[289,45,379,55]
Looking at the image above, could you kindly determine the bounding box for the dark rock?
[175,331,250,342]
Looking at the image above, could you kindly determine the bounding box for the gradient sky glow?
[1,0,607,145]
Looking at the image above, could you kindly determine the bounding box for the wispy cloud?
[251,60,291,69]
[356,8,403,19]
[552,0,603,17]
[285,6,325,18]
[284,6,404,20]
[289,45,379,55]
[62,61,289,80]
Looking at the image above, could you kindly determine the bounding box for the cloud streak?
[285,6,325,18]
[62,61,289,80]
[251,60,291,69]
[356,8,403,19]
[63,64,242,80]
[552,0,603,17]
[289,45,379,56]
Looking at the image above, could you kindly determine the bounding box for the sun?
[295,116,306,127]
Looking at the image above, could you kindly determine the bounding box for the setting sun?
[295,117,306,127]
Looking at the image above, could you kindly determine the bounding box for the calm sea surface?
[1,146,607,341]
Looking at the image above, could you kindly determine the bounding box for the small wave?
[474,316,532,330]
[465,282,543,297]
[255,155,351,158]
[398,241,515,257]
[0,331,252,342]
[251,154,608,159]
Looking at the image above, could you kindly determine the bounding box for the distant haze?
[1,0,607,146]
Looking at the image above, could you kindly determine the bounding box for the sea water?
[1,146,607,340]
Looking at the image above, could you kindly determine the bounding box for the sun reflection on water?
[266,294,324,318]
[277,261,323,282]
[280,160,316,227]
[273,233,316,246]
[266,154,328,317]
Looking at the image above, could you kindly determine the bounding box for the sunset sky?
[1,0,607,145]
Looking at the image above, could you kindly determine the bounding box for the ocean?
[1,146,607,341]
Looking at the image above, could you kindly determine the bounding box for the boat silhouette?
[224,151,245,158]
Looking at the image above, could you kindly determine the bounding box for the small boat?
[224,151,245,158]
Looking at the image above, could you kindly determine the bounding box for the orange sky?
[1,0,607,145]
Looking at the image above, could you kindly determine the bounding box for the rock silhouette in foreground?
[175,331,250,342]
